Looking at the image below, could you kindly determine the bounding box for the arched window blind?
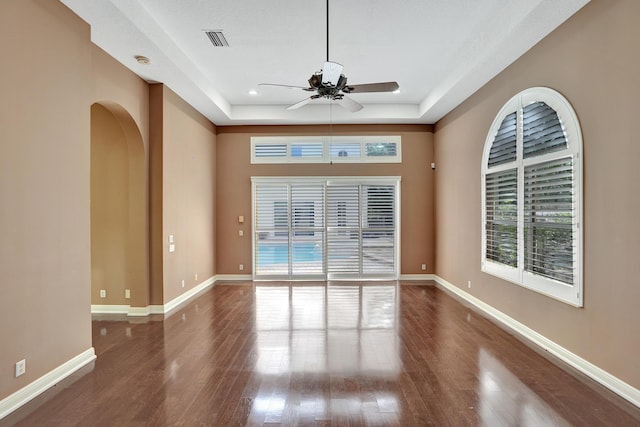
[481,87,583,306]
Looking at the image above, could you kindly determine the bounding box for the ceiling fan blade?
[337,95,363,112]
[259,83,314,91]
[345,82,399,93]
[286,97,313,111]
[321,61,343,86]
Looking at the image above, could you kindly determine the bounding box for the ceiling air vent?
[204,30,229,47]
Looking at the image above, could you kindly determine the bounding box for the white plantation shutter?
[524,157,576,284]
[327,185,361,277]
[482,88,582,306]
[291,183,325,277]
[485,169,518,268]
[361,185,396,276]
[251,136,401,164]
[329,142,361,160]
[253,177,399,280]
[254,144,287,159]
[365,142,398,157]
[254,183,289,277]
[488,112,517,167]
[522,102,567,158]
[291,142,324,159]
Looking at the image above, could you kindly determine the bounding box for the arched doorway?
[90,102,148,312]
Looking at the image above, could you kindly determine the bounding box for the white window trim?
[481,87,583,307]
[251,136,402,164]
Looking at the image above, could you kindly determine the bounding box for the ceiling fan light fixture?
[321,61,343,86]
[308,74,322,88]
[257,0,398,113]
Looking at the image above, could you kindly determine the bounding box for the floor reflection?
[254,283,401,376]
[13,283,640,426]
[479,349,570,426]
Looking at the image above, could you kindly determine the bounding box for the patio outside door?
[252,177,399,280]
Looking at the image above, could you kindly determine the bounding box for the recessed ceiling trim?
[60,0,592,126]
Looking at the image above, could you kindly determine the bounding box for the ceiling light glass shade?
[321,61,343,86]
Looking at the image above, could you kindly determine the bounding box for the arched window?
[481,87,583,306]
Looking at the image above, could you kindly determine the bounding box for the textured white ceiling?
[61,0,590,125]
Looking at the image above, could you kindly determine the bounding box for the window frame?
[481,87,583,306]
[251,136,402,164]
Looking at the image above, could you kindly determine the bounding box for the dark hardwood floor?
[3,281,640,426]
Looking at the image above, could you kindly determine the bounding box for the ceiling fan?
[259,0,399,112]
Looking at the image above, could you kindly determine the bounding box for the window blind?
[330,143,361,159]
[291,142,324,158]
[365,142,398,157]
[254,183,289,276]
[488,112,517,167]
[254,144,287,158]
[361,185,395,275]
[523,102,567,158]
[485,169,518,267]
[481,88,582,306]
[291,184,325,276]
[327,185,361,276]
[524,157,575,285]
[252,136,401,164]
[254,178,398,280]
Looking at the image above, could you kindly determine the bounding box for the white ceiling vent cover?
[204,30,229,47]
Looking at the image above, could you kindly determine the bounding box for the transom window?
[251,136,401,164]
[481,87,583,306]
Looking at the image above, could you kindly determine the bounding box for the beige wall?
[434,0,640,389]
[216,125,434,276]
[0,0,93,398]
[92,45,150,308]
[3,0,638,411]
[91,104,130,305]
[151,85,217,304]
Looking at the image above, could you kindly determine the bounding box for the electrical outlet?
[100,289,106,298]
[238,229,244,237]
[421,263,427,271]
[181,280,185,288]
[467,281,472,289]
[15,359,26,377]
[194,273,198,281]
[239,264,244,271]
[125,289,130,299]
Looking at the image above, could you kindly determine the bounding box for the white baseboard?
[91,304,129,314]
[91,276,218,317]
[433,275,640,408]
[91,304,164,316]
[163,276,216,314]
[127,305,164,316]
[0,348,96,420]
[398,274,437,281]
[214,274,253,282]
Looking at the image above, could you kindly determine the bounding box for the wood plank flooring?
[3,281,640,426]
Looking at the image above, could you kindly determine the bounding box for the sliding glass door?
[253,177,399,280]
